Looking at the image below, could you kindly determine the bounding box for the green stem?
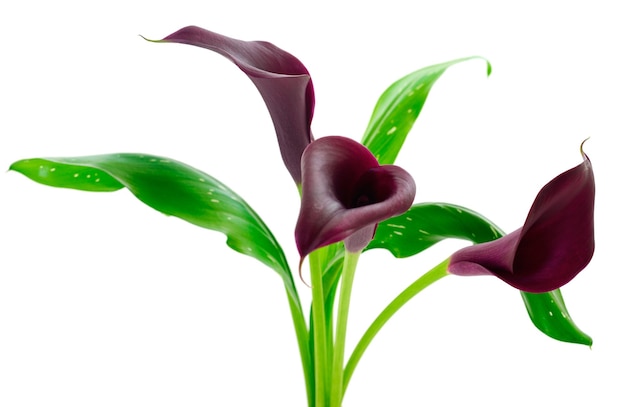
[343,258,450,394]
[329,250,361,407]
[309,249,329,407]
[286,291,313,407]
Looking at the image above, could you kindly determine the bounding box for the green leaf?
[10,154,297,300]
[9,158,124,191]
[367,202,592,345]
[366,202,504,257]
[361,56,491,165]
[521,289,592,346]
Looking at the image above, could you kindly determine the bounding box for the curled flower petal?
[448,146,595,292]
[157,26,314,184]
[295,136,416,258]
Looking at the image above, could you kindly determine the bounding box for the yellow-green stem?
[309,249,329,407]
[286,291,313,407]
[329,250,361,407]
[343,258,450,394]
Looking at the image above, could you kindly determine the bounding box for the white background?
[1,1,624,406]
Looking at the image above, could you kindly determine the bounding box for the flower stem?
[309,249,329,407]
[342,258,450,394]
[286,291,313,407]
[329,250,361,407]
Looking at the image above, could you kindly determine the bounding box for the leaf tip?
[8,159,26,174]
[473,56,492,77]
[485,59,493,77]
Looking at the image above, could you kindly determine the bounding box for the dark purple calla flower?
[448,146,595,292]
[158,26,315,184]
[295,136,416,259]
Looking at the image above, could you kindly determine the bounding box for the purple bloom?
[158,26,315,184]
[295,136,416,258]
[448,147,595,292]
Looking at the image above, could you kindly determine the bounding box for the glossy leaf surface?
[521,289,592,346]
[10,154,297,300]
[366,202,503,257]
[367,202,592,345]
[361,57,491,165]
[10,158,124,192]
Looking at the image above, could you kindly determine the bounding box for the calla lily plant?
[10,26,595,407]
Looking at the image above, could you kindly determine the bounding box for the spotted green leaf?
[10,154,297,300]
[366,202,503,257]
[521,289,592,346]
[361,56,491,165]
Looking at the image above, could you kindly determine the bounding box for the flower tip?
[298,257,311,288]
[580,137,591,158]
[138,34,155,43]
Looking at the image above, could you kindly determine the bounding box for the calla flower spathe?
[295,136,416,258]
[157,26,315,184]
[448,146,595,292]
